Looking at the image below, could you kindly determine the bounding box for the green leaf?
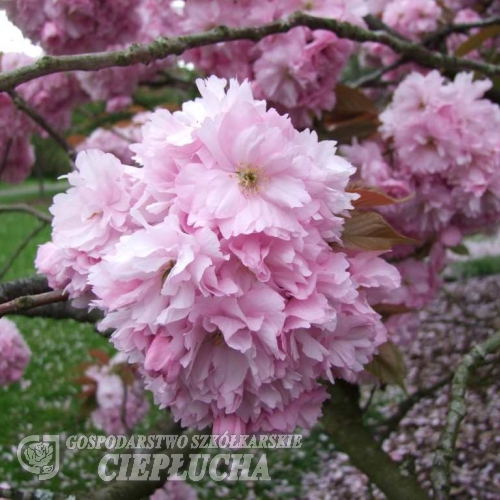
[449,243,470,256]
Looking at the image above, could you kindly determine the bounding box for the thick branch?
[0,290,68,316]
[322,381,430,500]
[431,331,500,500]
[15,301,103,324]
[2,12,500,92]
[0,276,51,302]
[0,276,102,323]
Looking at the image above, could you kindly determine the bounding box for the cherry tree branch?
[322,381,430,500]
[0,275,51,301]
[0,289,68,316]
[8,90,76,160]
[13,301,103,324]
[423,16,500,47]
[0,139,12,179]
[431,331,500,500]
[376,374,454,442]
[0,221,47,280]
[0,276,102,323]
[0,203,52,223]
[2,12,500,93]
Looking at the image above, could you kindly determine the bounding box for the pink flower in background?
[0,91,36,185]
[84,353,149,435]
[75,57,158,111]
[2,0,142,54]
[0,318,31,386]
[180,0,359,127]
[0,137,36,185]
[150,477,198,500]
[76,112,150,164]
[344,71,500,243]
[382,0,442,40]
[2,53,86,131]
[253,28,354,127]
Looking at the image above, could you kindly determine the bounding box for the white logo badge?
[17,435,60,480]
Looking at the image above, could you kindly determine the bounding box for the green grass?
[450,255,500,280]
[0,201,165,493]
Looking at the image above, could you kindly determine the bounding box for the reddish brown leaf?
[78,386,97,399]
[88,349,110,365]
[326,113,379,144]
[333,84,377,120]
[455,25,500,57]
[374,303,415,316]
[340,212,419,251]
[365,341,407,390]
[67,134,87,147]
[73,375,97,386]
[348,186,411,209]
[74,361,93,373]
[127,105,147,114]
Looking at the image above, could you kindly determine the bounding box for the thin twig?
[0,221,47,280]
[0,203,52,223]
[377,374,454,442]
[424,16,500,47]
[363,14,411,41]
[431,331,500,500]
[352,58,406,88]
[0,290,68,316]
[7,90,75,160]
[2,12,500,92]
[0,139,12,179]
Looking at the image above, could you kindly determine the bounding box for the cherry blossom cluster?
[0,318,31,387]
[84,353,149,435]
[0,1,180,184]
[182,0,366,127]
[0,53,82,183]
[0,0,141,54]
[150,478,197,500]
[76,112,151,164]
[343,71,500,243]
[361,0,488,82]
[343,70,500,344]
[37,77,400,434]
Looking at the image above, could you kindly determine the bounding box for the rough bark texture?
[322,381,430,500]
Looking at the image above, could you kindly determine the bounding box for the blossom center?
[213,329,225,346]
[162,260,176,283]
[237,165,261,193]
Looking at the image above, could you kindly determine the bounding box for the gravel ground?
[302,274,500,500]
